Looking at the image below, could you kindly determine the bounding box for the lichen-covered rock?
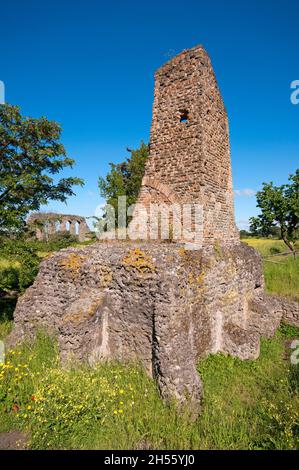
[279,296,299,327]
[8,241,296,410]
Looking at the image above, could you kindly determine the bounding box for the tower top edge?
[154,45,211,77]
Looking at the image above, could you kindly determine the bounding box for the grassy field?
[243,238,299,301]
[0,327,298,450]
[242,238,297,257]
[0,237,298,449]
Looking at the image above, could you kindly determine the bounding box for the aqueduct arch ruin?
[27,212,90,242]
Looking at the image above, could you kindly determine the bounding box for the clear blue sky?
[1,0,298,229]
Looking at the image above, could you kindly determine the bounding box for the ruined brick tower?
[135,45,239,245]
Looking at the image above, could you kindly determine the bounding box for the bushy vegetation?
[0,233,82,295]
[0,240,40,293]
[249,169,298,254]
[0,328,298,450]
[98,142,149,227]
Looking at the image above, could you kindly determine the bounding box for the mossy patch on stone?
[59,253,86,276]
[99,266,113,287]
[213,241,224,260]
[123,248,156,274]
[178,247,186,258]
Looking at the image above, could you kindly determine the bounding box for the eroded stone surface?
[8,241,296,409]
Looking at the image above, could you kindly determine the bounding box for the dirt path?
[0,431,28,450]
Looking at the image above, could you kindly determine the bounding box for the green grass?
[242,238,296,257]
[243,238,299,300]
[263,256,299,301]
[0,328,298,450]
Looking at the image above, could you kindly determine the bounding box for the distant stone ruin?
[28,212,90,243]
[8,46,299,412]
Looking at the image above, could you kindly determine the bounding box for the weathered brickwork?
[135,45,239,245]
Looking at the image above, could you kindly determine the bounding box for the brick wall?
[134,45,239,245]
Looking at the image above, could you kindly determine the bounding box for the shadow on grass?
[0,294,17,322]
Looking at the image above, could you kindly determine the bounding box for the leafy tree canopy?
[0,104,84,234]
[249,169,299,253]
[98,141,149,225]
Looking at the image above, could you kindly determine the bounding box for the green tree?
[98,142,149,226]
[239,229,253,239]
[249,170,299,254]
[0,104,84,234]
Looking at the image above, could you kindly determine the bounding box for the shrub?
[46,232,79,250]
[270,246,282,255]
[0,239,39,292]
[0,267,19,292]
[0,234,82,294]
